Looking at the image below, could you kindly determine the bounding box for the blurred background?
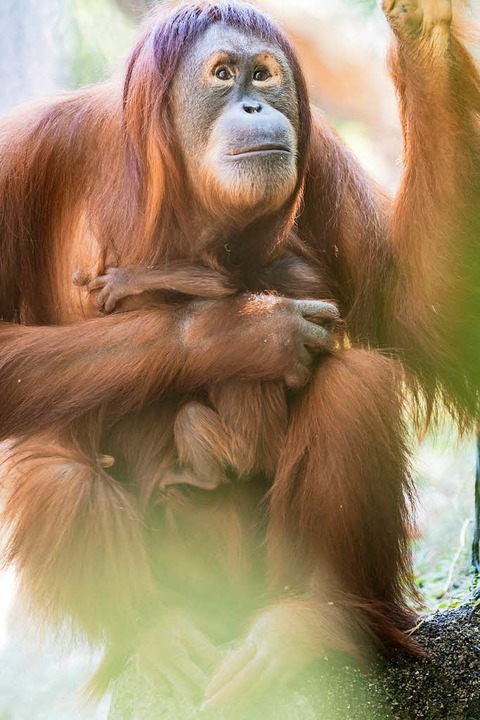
[0,0,478,718]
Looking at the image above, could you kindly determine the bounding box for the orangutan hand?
[202,601,324,714]
[73,264,236,313]
[382,0,452,38]
[136,609,221,701]
[183,295,340,390]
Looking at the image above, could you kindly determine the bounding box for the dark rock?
[108,602,480,720]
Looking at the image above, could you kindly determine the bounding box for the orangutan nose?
[243,101,262,114]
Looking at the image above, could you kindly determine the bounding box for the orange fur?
[0,0,478,696]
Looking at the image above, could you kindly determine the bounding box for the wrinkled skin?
[171,23,300,220]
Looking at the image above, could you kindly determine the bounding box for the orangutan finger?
[205,640,257,700]
[202,653,268,712]
[72,268,91,286]
[184,626,221,669]
[87,275,109,293]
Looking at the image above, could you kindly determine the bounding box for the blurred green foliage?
[412,424,476,612]
[345,0,378,12]
[72,0,136,86]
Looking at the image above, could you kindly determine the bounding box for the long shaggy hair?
[0,0,479,700]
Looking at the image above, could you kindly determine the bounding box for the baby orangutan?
[74,256,340,491]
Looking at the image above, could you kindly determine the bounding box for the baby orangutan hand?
[73,264,236,313]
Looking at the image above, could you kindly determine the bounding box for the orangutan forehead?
[205,49,280,68]
[187,23,291,72]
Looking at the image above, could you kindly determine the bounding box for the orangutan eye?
[253,67,271,82]
[215,66,234,81]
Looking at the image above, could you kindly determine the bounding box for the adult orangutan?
[0,0,479,714]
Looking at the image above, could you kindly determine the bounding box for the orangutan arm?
[380,0,480,411]
[72,263,236,313]
[0,294,338,441]
[305,1,480,415]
